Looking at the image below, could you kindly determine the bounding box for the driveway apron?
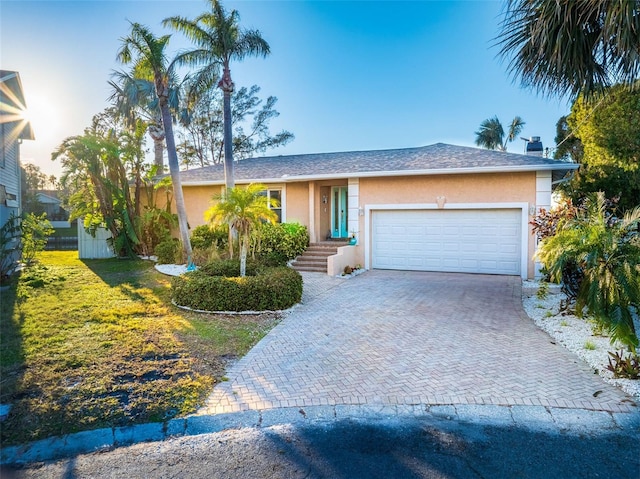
[200,271,634,415]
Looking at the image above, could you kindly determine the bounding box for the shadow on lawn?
[80,257,153,288]
[0,277,25,430]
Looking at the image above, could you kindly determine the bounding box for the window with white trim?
[258,188,283,223]
[266,189,282,223]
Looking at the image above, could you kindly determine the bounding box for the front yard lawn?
[0,251,280,446]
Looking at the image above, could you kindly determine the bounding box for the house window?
[260,188,282,223]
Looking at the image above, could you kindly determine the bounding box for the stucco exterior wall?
[357,172,537,278]
[178,171,539,278]
[182,185,223,229]
[283,182,309,225]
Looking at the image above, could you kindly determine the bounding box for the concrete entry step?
[291,241,348,273]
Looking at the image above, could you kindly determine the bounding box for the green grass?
[0,251,280,446]
[584,340,597,351]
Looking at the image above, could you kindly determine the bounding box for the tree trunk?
[148,124,165,171]
[240,233,247,278]
[219,66,235,190]
[159,96,193,262]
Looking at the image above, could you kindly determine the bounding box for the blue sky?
[1,0,571,178]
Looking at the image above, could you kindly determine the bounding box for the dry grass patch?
[0,252,279,446]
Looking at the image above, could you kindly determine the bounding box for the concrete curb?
[2,404,639,465]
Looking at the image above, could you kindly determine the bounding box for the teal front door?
[331,186,348,238]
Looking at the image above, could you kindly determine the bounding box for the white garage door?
[372,209,521,275]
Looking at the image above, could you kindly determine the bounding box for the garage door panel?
[372,209,521,275]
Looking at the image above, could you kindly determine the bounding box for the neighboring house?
[34,190,69,222]
[175,143,578,279]
[0,70,34,227]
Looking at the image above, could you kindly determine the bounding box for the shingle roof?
[176,143,578,185]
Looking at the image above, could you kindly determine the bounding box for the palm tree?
[117,22,193,262]
[53,125,139,257]
[163,0,270,190]
[536,193,640,351]
[496,0,640,98]
[205,183,277,277]
[108,70,166,170]
[474,116,525,152]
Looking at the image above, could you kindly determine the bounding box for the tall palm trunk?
[148,123,165,170]
[219,65,236,257]
[219,66,235,190]
[158,86,193,261]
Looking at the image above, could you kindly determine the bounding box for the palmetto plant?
[474,116,525,151]
[164,0,270,190]
[536,193,640,351]
[205,183,278,277]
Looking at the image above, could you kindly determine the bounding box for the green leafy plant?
[584,340,597,351]
[606,350,640,379]
[205,184,278,277]
[199,259,260,277]
[536,193,640,351]
[138,206,177,256]
[20,213,54,266]
[536,281,549,299]
[155,238,180,264]
[172,266,302,312]
[190,224,228,251]
[254,222,309,262]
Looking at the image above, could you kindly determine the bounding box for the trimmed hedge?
[199,259,260,277]
[171,266,303,312]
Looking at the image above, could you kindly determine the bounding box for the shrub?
[191,224,228,251]
[256,222,308,260]
[21,213,54,266]
[138,207,176,256]
[155,238,180,264]
[171,266,302,312]
[536,193,640,351]
[606,351,640,379]
[258,250,289,267]
[190,245,220,267]
[199,259,260,277]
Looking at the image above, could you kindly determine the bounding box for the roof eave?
[181,163,580,186]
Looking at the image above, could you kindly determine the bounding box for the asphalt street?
[2,413,639,479]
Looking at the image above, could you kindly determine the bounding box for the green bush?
[199,258,260,277]
[171,266,302,312]
[257,250,289,267]
[536,193,640,351]
[191,224,228,250]
[190,245,220,267]
[256,222,308,260]
[155,238,180,264]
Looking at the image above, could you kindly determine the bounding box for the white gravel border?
[155,263,189,276]
[522,281,639,398]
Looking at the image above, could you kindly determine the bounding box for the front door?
[331,186,348,238]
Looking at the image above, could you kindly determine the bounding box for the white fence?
[77,223,115,259]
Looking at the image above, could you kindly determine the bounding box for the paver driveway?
[200,271,635,415]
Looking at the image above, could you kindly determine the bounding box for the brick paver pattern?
[200,271,635,415]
